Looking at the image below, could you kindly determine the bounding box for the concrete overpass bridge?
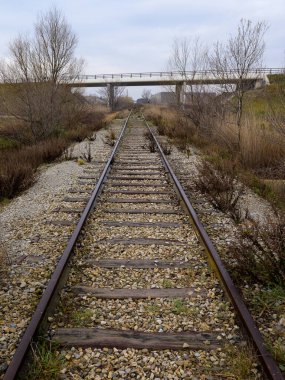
[1,68,282,109]
[69,68,283,108]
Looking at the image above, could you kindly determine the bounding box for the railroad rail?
[3,111,283,379]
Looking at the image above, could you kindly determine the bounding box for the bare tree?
[34,7,81,83]
[209,19,268,148]
[167,37,217,131]
[168,37,191,77]
[97,85,126,110]
[0,7,83,141]
[141,89,152,102]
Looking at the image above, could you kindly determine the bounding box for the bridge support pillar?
[107,84,115,110]
[175,84,183,106]
[254,79,266,89]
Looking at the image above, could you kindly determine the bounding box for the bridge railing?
[71,68,285,81]
[1,68,284,84]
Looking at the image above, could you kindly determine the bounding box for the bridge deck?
[67,69,280,87]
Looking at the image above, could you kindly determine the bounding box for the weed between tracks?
[23,339,64,380]
[71,309,93,326]
[224,344,260,380]
[270,341,285,372]
[144,131,156,153]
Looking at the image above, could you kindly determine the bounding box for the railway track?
[3,112,283,379]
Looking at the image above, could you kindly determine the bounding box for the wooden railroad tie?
[63,197,89,203]
[103,208,181,215]
[106,198,176,204]
[72,286,204,299]
[114,167,162,171]
[98,237,186,246]
[52,328,221,350]
[85,259,192,269]
[99,220,182,228]
[111,172,163,176]
[109,183,168,188]
[56,208,84,214]
[46,220,75,226]
[109,176,165,181]
[107,190,171,195]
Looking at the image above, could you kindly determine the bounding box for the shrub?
[0,107,110,200]
[104,129,116,147]
[0,156,35,199]
[196,159,245,221]
[228,213,285,286]
[161,143,172,155]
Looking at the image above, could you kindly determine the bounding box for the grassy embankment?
[145,75,285,209]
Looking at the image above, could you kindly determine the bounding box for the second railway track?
[4,112,283,379]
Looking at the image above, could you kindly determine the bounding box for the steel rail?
[3,111,132,380]
[142,113,284,380]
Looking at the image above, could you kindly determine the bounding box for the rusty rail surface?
[3,112,132,380]
[142,113,283,380]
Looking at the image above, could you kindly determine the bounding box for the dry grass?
[240,116,285,169]
[263,180,285,203]
[24,339,64,380]
[225,344,261,380]
[0,108,110,200]
[212,114,285,170]
[144,105,178,136]
[144,105,198,150]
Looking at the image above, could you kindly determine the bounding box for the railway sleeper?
[52,328,224,351]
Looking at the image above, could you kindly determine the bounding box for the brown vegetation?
[0,107,110,200]
[144,103,285,209]
[196,159,245,221]
[227,212,285,286]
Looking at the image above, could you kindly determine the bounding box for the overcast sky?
[0,0,284,99]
